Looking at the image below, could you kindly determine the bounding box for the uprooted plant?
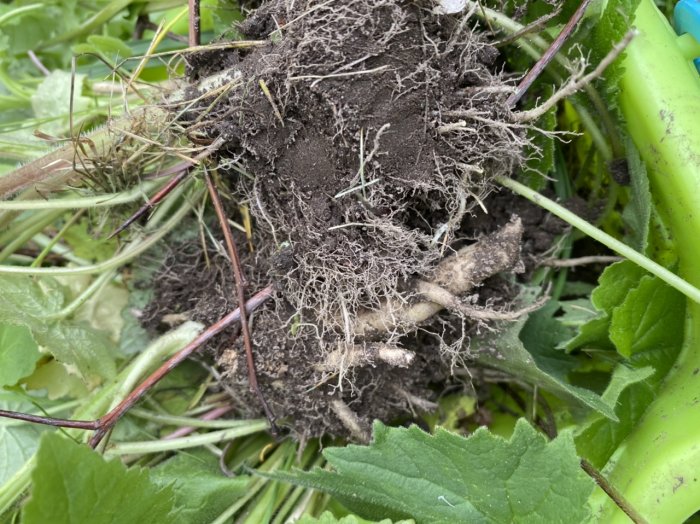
[0,0,639,444]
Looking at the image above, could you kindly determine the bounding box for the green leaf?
[0,323,40,387]
[30,70,91,134]
[270,420,593,523]
[62,218,119,263]
[474,297,617,419]
[24,360,89,400]
[610,276,684,357]
[22,433,177,524]
[150,451,249,524]
[566,261,647,351]
[0,275,116,382]
[575,276,684,466]
[298,512,412,524]
[86,34,133,59]
[0,393,45,485]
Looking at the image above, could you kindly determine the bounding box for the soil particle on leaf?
[144,0,545,438]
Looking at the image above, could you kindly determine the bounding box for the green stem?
[210,442,294,524]
[496,176,700,304]
[104,421,269,455]
[468,0,614,161]
[44,270,116,320]
[0,185,202,276]
[0,209,65,263]
[127,408,247,429]
[31,210,85,268]
[0,181,161,211]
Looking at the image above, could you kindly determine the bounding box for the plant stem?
[507,0,594,107]
[0,209,64,263]
[496,175,700,304]
[129,407,241,430]
[0,185,201,276]
[105,421,268,455]
[89,285,274,447]
[0,181,161,210]
[44,270,116,320]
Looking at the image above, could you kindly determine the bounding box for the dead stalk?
[506,0,594,108]
[513,31,636,122]
[204,170,278,433]
[109,137,225,238]
[188,0,201,47]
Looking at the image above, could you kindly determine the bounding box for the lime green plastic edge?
[589,0,700,522]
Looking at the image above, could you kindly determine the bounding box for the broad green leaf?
[269,420,594,523]
[575,276,684,466]
[62,219,119,263]
[610,276,684,357]
[86,34,133,59]
[0,275,116,382]
[30,70,91,134]
[298,512,412,524]
[566,261,647,351]
[23,433,177,524]
[150,451,249,524]
[0,323,40,387]
[0,394,45,485]
[591,261,646,313]
[474,298,617,419]
[24,360,88,400]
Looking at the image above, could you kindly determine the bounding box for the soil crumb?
[145,0,541,439]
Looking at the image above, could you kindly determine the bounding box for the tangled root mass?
[153,0,536,438]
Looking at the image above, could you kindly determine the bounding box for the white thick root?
[354,217,525,338]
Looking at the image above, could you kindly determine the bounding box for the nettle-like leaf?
[572,270,685,467]
[269,420,594,524]
[621,137,651,251]
[150,450,249,524]
[22,433,177,524]
[0,275,116,383]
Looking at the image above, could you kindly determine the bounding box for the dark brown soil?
[142,0,547,439]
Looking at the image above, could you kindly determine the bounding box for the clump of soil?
[145,0,542,439]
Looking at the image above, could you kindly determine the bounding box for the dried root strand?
[317,342,415,372]
[330,399,370,443]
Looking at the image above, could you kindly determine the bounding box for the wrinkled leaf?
[0,393,45,485]
[0,275,116,382]
[0,323,40,387]
[269,420,594,523]
[150,451,249,524]
[23,433,177,524]
[621,137,651,251]
[575,275,684,466]
[566,261,647,351]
